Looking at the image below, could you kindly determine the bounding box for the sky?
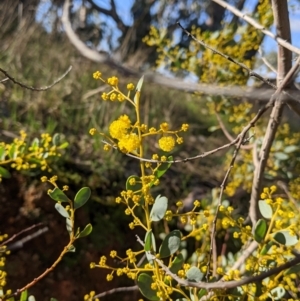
[35,0,300,79]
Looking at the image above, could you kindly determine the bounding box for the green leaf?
[260,241,274,255]
[55,203,70,218]
[52,133,60,146]
[8,143,17,159]
[186,266,204,282]
[67,244,76,253]
[258,200,273,219]
[159,230,181,258]
[198,289,207,299]
[48,188,69,203]
[284,263,300,275]
[58,142,69,149]
[0,145,6,160]
[126,175,142,192]
[170,253,184,274]
[74,187,91,209]
[31,138,39,149]
[78,223,93,238]
[150,195,168,222]
[28,296,36,301]
[137,273,159,301]
[0,166,11,179]
[268,287,285,300]
[272,230,298,246]
[20,290,28,301]
[145,230,156,252]
[254,219,267,243]
[136,75,144,92]
[50,298,58,301]
[154,156,173,179]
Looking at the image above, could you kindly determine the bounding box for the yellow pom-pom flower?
[158,136,175,152]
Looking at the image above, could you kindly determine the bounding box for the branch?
[0,223,45,247]
[249,1,298,225]
[136,235,300,290]
[0,66,72,91]
[92,285,138,300]
[211,0,300,56]
[85,0,127,32]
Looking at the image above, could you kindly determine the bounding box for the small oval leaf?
[254,219,267,243]
[66,217,73,233]
[48,187,69,202]
[55,203,70,218]
[20,290,28,301]
[74,187,91,209]
[260,241,274,255]
[268,287,285,300]
[186,266,204,282]
[284,263,300,276]
[159,230,181,258]
[52,133,61,146]
[273,230,298,246]
[170,253,184,274]
[137,273,159,301]
[67,244,76,253]
[145,230,156,252]
[258,200,273,219]
[0,166,11,179]
[78,223,93,238]
[154,156,173,179]
[150,195,168,222]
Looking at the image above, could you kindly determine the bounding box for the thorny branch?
[0,66,72,91]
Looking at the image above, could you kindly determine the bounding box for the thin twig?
[211,0,300,56]
[0,223,44,247]
[2,238,75,301]
[93,285,138,300]
[176,22,300,108]
[135,235,300,290]
[277,180,298,208]
[0,66,72,91]
[258,48,277,74]
[7,227,49,251]
[215,110,253,150]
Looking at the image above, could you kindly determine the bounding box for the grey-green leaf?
[78,223,93,238]
[254,219,267,243]
[66,217,73,233]
[74,187,91,209]
[48,188,69,203]
[52,133,61,146]
[150,195,168,222]
[186,266,204,282]
[55,203,70,218]
[258,200,273,219]
[268,287,285,300]
[273,230,298,246]
[137,273,159,301]
[159,230,181,258]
